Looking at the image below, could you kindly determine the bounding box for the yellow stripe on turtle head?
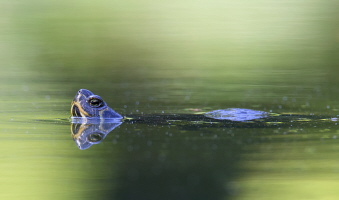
[71,101,90,117]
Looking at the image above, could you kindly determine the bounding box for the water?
[0,0,338,199]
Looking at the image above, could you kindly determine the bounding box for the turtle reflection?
[71,122,122,150]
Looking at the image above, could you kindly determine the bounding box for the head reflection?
[71,122,122,150]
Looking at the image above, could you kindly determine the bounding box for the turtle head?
[71,89,122,120]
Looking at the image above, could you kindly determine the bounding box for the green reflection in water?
[235,128,339,200]
[0,0,338,199]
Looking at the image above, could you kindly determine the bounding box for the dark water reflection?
[112,125,240,200]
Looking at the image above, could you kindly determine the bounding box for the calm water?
[0,1,338,199]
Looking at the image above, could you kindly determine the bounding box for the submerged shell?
[204,108,269,122]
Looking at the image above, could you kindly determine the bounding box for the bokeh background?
[0,0,338,200]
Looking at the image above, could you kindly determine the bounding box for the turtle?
[70,89,338,149]
[71,89,339,125]
[71,89,273,123]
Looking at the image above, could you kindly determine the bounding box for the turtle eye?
[87,133,104,142]
[88,98,104,108]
